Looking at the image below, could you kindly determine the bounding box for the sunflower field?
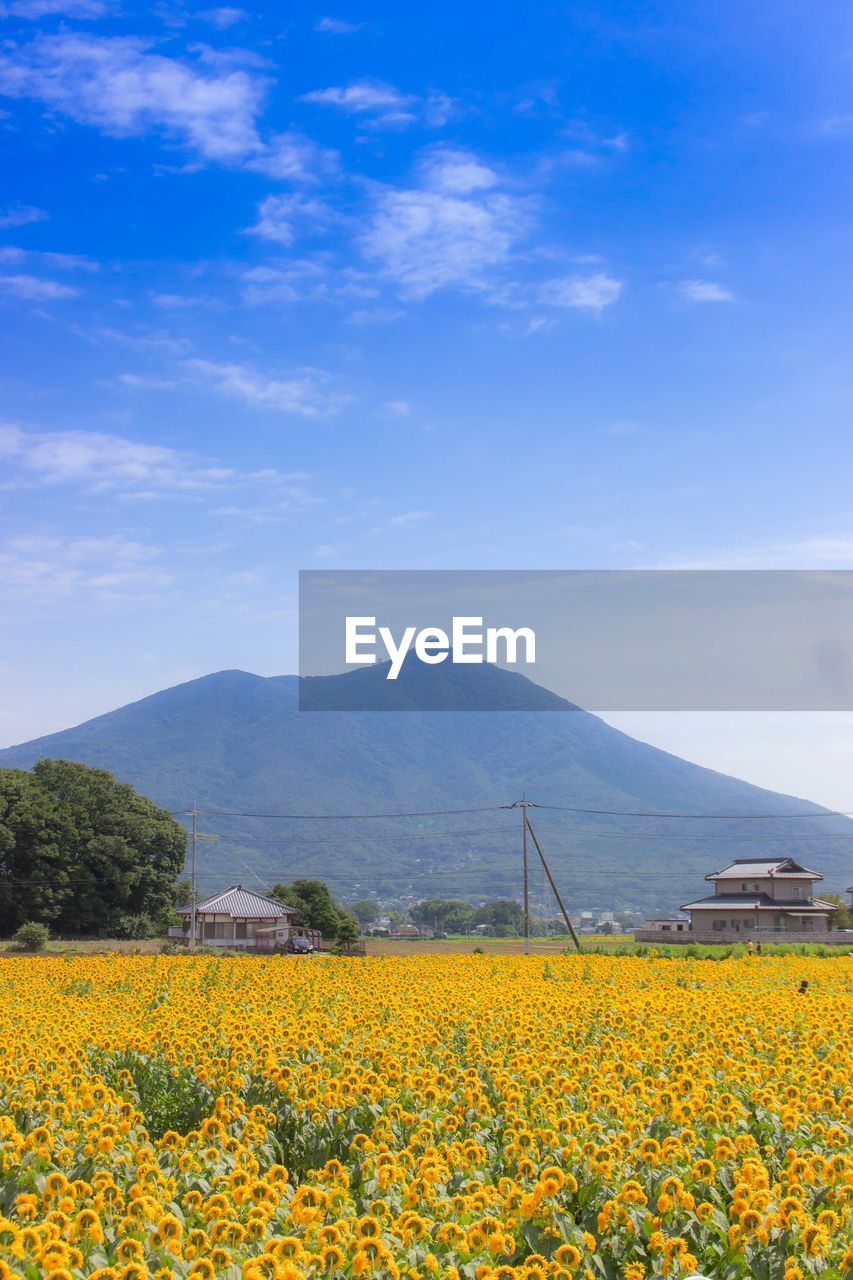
[0,953,850,1280]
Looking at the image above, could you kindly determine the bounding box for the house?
[173,884,298,947]
[645,916,689,934]
[681,858,835,936]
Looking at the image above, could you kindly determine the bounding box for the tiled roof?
[177,885,298,918]
[708,857,820,880]
[682,892,832,912]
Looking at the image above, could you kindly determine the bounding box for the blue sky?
[2,0,853,807]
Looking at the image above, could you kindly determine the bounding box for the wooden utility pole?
[521,796,530,954]
[190,806,197,951]
[525,813,582,951]
[187,806,219,952]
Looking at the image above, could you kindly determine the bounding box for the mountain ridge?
[1,663,850,911]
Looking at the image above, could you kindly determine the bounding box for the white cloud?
[0,245,97,271]
[247,193,333,245]
[0,422,312,498]
[300,77,442,129]
[240,259,376,307]
[244,130,337,181]
[361,184,528,299]
[1,0,106,15]
[346,306,405,326]
[0,34,264,162]
[817,115,853,136]
[213,481,319,522]
[0,273,78,300]
[197,7,247,28]
[384,399,412,416]
[562,119,629,151]
[150,292,209,309]
[239,259,330,305]
[664,537,853,570]
[679,279,735,303]
[0,33,331,178]
[314,17,363,33]
[419,146,498,194]
[117,372,179,390]
[539,272,623,312]
[0,533,171,598]
[91,325,195,357]
[183,357,345,416]
[302,78,412,113]
[0,204,47,228]
[388,509,431,525]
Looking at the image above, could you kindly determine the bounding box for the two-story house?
[681,857,835,935]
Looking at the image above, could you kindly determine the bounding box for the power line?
[192,804,506,820]
[533,802,853,819]
[173,798,853,821]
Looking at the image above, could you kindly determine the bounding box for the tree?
[410,899,476,934]
[822,893,852,929]
[475,899,523,934]
[0,759,186,938]
[271,878,355,940]
[14,921,50,951]
[335,914,360,946]
[349,898,380,927]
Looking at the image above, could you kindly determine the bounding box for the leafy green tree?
[272,878,353,940]
[410,899,476,933]
[0,768,67,932]
[822,893,852,929]
[171,876,192,907]
[349,898,380,927]
[335,914,360,946]
[475,899,523,934]
[14,921,50,950]
[0,759,186,938]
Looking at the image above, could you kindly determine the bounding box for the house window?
[203,921,215,938]
[235,922,246,940]
[731,920,740,931]
[215,922,225,939]
[712,920,726,931]
[741,882,758,892]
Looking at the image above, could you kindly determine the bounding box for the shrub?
[14,921,50,951]
[112,912,156,940]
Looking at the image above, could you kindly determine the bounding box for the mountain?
[1,662,850,913]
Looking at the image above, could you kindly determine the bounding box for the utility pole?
[187,806,219,952]
[521,796,530,954]
[524,813,582,952]
[190,806,197,951]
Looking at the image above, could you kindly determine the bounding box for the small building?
[645,917,689,934]
[174,884,298,947]
[681,858,835,936]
